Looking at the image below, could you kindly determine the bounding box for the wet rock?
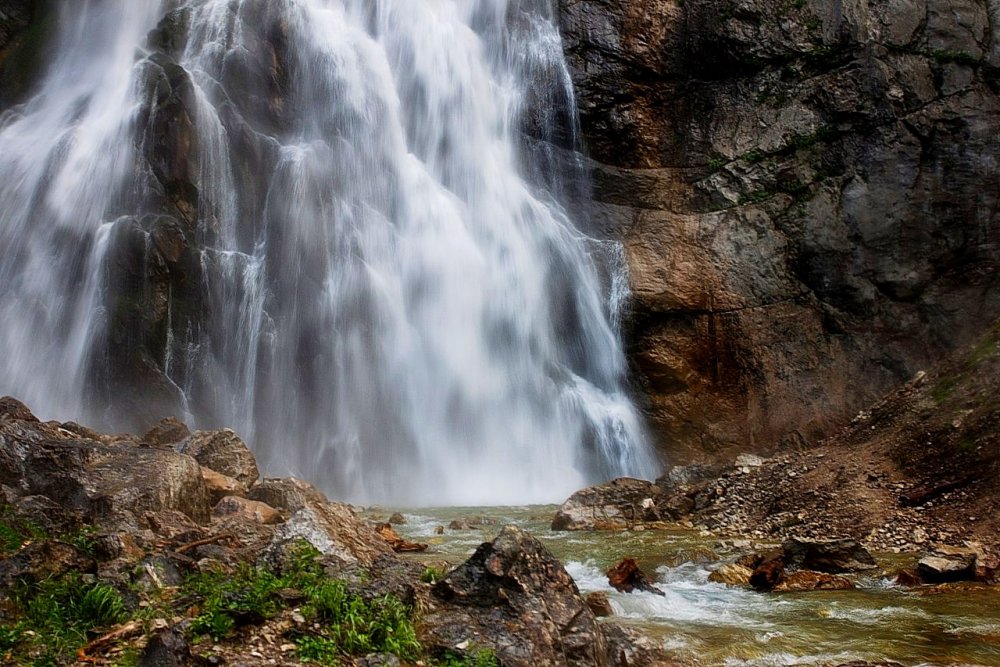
[246,477,327,513]
[773,571,854,592]
[607,558,664,596]
[141,417,191,447]
[424,526,612,666]
[0,540,95,587]
[750,553,785,591]
[435,525,445,535]
[894,568,924,587]
[202,467,246,505]
[141,626,192,667]
[374,522,428,553]
[388,512,407,525]
[585,591,614,617]
[176,429,259,487]
[708,562,754,587]
[552,478,678,531]
[11,494,77,535]
[781,537,878,573]
[917,546,977,583]
[212,496,282,525]
[268,502,392,567]
[601,623,673,667]
[447,516,497,530]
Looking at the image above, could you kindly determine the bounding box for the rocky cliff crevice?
[559,0,1000,463]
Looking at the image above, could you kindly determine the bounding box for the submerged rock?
[607,558,665,596]
[708,562,754,587]
[773,571,854,592]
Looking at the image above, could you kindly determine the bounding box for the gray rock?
[552,478,682,531]
[246,477,328,513]
[781,537,878,573]
[267,502,392,567]
[176,429,259,487]
[917,546,977,583]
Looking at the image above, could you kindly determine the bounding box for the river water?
[377,506,1000,666]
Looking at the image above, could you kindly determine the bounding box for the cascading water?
[0,0,658,505]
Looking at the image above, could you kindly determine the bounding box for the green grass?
[1,575,127,665]
[420,566,446,583]
[435,648,502,667]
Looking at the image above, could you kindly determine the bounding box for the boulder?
[708,562,753,587]
[773,571,854,592]
[141,417,191,446]
[268,502,392,567]
[176,429,259,487]
[211,496,282,525]
[0,396,38,422]
[388,512,407,525]
[140,627,192,667]
[246,477,327,512]
[552,478,678,531]
[201,467,246,505]
[917,546,977,583]
[423,526,613,667]
[607,558,664,596]
[781,537,877,573]
[1,419,210,525]
[585,591,614,617]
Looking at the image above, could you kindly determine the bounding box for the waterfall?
[0,0,659,505]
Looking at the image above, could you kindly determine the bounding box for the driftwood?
[375,523,429,553]
[899,474,977,507]
[175,533,236,554]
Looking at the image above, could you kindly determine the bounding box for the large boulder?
[176,429,259,487]
[917,546,977,583]
[267,502,392,567]
[552,478,681,531]
[423,526,615,667]
[781,537,877,573]
[1,417,210,525]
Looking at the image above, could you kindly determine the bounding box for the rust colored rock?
[894,568,924,587]
[374,522,428,553]
[773,571,854,592]
[750,553,785,591]
[607,557,665,596]
[585,591,614,617]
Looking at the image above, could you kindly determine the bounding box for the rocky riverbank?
[0,398,666,667]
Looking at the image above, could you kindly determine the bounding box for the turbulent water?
[0,1,658,504]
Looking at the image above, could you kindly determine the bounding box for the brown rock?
[0,540,95,587]
[781,537,877,573]
[374,522,428,553]
[201,467,246,505]
[607,557,664,596]
[585,591,614,617]
[918,547,977,583]
[750,553,785,591]
[211,496,282,525]
[388,512,407,525]
[176,429,259,487]
[142,417,191,446]
[773,570,854,592]
[894,568,924,587]
[0,396,38,422]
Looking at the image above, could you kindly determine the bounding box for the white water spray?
[0,0,658,505]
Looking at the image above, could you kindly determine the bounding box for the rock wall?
[559,0,1000,462]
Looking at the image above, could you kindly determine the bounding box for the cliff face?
[559,0,1000,462]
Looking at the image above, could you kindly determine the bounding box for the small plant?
[436,648,502,667]
[64,525,100,557]
[420,566,445,583]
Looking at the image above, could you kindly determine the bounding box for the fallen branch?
[76,620,142,663]
[175,533,236,554]
[899,474,978,507]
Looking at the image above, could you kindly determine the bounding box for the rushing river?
[372,506,1000,667]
